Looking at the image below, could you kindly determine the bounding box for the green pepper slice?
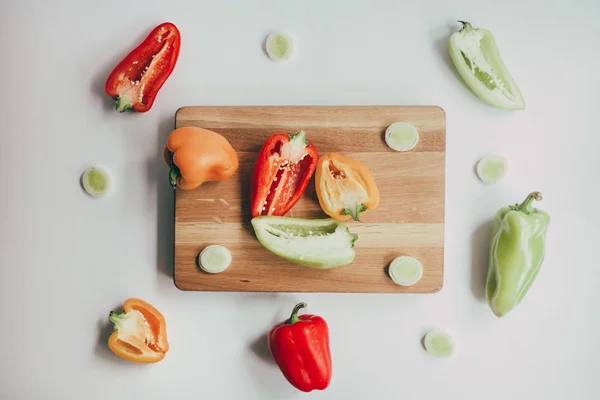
[251,216,358,269]
[448,21,526,110]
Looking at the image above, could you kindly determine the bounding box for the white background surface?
[1,0,599,399]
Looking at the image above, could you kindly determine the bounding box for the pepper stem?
[341,203,368,221]
[457,20,471,31]
[169,164,180,189]
[289,130,308,146]
[109,311,125,331]
[114,96,133,113]
[516,191,542,214]
[287,302,307,325]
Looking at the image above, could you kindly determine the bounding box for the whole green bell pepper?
[485,192,550,317]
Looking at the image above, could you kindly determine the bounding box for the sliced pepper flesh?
[251,216,358,269]
[448,21,525,110]
[250,131,318,217]
[108,298,169,363]
[104,22,181,113]
[315,153,379,221]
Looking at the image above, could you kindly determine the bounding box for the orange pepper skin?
[108,298,169,364]
[315,153,379,221]
[163,127,239,190]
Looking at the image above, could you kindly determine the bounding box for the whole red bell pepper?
[104,22,181,113]
[268,302,332,392]
[250,131,318,217]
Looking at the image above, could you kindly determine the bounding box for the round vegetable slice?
[424,329,454,358]
[265,32,294,62]
[81,167,110,198]
[385,122,419,152]
[198,245,232,274]
[388,256,423,286]
[476,154,507,184]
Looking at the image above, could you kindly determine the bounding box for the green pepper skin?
[448,21,526,110]
[251,216,358,269]
[485,192,550,317]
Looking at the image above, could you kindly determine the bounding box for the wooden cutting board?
[173,106,446,293]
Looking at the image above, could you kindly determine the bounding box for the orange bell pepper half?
[163,126,239,190]
[108,298,169,363]
[315,153,380,221]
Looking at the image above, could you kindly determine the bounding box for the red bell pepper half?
[250,131,318,217]
[104,22,181,113]
[268,303,332,392]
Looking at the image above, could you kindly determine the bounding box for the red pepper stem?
[517,191,542,214]
[287,302,307,325]
[289,130,307,145]
[114,96,133,112]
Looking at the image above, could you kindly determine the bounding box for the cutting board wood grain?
[173,106,446,293]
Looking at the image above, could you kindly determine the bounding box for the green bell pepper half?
[486,192,550,317]
[251,216,358,269]
[448,21,526,110]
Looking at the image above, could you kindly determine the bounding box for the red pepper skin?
[268,303,332,392]
[250,131,318,217]
[104,22,181,113]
